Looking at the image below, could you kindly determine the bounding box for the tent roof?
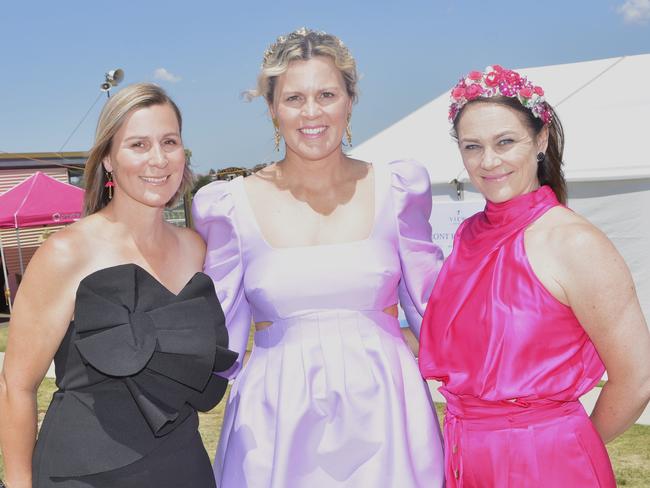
[0,171,84,228]
[351,54,650,184]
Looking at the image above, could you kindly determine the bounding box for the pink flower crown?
[448,65,552,125]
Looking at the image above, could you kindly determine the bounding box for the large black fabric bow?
[38,264,237,478]
[73,264,237,434]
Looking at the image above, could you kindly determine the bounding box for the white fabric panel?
[568,180,650,325]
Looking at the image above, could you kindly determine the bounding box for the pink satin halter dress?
[193,160,445,487]
[419,186,616,487]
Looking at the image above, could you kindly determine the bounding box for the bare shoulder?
[14,215,102,325]
[524,205,626,304]
[526,207,616,261]
[246,163,280,184]
[244,163,288,201]
[170,224,206,266]
[27,217,95,281]
[242,163,275,194]
[528,206,622,273]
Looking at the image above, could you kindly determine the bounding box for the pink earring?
[104,171,115,199]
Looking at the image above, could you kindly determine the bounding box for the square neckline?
[234,163,381,251]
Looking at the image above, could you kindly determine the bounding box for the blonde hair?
[247,27,359,104]
[83,83,193,216]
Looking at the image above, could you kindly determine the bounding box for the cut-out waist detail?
[254,304,398,331]
[253,308,404,349]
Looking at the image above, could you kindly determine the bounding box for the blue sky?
[1,0,648,174]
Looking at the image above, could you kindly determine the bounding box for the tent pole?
[14,227,25,276]
[0,237,11,313]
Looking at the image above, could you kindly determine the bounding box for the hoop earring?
[536,152,545,163]
[104,171,115,200]
[345,114,352,147]
[273,118,281,152]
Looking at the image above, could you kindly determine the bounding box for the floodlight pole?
[101,68,123,99]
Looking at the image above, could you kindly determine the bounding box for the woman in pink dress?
[419,66,650,487]
[193,28,444,487]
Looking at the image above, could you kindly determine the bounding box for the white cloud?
[153,68,182,83]
[617,0,650,24]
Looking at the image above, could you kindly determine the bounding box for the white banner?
[430,200,485,257]
[400,199,484,328]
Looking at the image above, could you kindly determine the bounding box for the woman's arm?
[0,232,79,487]
[547,219,650,443]
[192,181,251,378]
[388,160,444,340]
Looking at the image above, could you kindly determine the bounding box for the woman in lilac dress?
[193,28,444,487]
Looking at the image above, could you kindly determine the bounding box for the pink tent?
[0,172,84,310]
[0,171,84,228]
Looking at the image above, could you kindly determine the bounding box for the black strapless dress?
[32,264,237,487]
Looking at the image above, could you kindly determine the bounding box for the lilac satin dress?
[192,160,445,487]
[419,186,616,487]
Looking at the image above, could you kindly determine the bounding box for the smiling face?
[456,102,548,203]
[103,103,185,209]
[270,56,352,162]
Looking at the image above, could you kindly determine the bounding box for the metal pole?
[14,227,24,276]
[13,213,24,276]
[0,236,11,313]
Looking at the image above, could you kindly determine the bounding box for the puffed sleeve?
[192,181,251,378]
[389,160,444,338]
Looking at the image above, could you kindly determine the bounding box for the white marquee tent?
[351,53,650,322]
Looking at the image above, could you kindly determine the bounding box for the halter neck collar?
[484,186,557,227]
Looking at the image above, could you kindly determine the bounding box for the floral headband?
[448,65,552,125]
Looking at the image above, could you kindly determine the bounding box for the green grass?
[199,387,230,463]
[0,325,8,353]
[607,423,650,486]
[1,380,649,486]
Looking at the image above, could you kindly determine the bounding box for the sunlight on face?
[456,102,547,203]
[104,103,185,209]
[271,56,352,163]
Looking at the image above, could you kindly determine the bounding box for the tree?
[192,173,213,195]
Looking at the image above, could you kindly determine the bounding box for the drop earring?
[104,171,115,199]
[345,114,352,147]
[273,118,281,152]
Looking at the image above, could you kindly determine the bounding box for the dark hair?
[453,96,567,205]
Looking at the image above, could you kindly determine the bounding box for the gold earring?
[345,114,352,147]
[104,171,115,200]
[273,118,281,152]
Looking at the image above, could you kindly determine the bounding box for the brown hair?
[246,27,358,105]
[83,83,193,215]
[454,96,567,205]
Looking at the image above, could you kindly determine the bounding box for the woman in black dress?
[0,83,236,487]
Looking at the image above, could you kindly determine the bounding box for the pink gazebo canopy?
[0,171,84,228]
